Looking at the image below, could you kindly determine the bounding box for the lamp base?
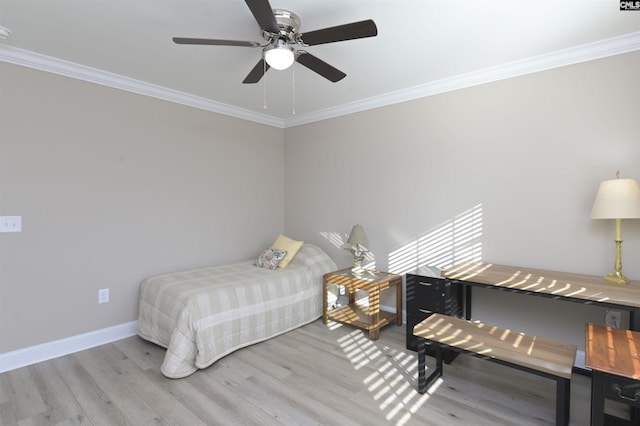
[603,239,630,285]
[603,272,630,285]
[351,256,365,276]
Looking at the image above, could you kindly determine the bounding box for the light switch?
[0,216,22,233]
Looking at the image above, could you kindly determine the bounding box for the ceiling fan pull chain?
[292,64,296,115]
[263,59,268,109]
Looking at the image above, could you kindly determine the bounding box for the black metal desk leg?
[417,337,444,394]
[630,305,640,426]
[464,283,472,319]
[556,377,570,426]
[417,337,426,394]
[590,371,605,426]
[434,344,443,378]
[631,307,640,332]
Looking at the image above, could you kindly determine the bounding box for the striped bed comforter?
[137,243,336,378]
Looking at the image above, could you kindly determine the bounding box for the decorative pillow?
[254,248,288,270]
[270,234,304,268]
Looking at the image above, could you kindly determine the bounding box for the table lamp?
[345,224,369,275]
[590,171,640,285]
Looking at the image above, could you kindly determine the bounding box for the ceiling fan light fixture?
[264,39,295,70]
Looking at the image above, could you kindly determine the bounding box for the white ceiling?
[1,1,640,127]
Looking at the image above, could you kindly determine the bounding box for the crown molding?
[0,46,286,128]
[2,31,639,129]
[284,31,640,127]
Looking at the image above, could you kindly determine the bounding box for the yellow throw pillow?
[271,234,304,268]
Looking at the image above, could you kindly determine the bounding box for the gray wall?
[283,51,640,353]
[0,63,285,352]
[1,51,639,359]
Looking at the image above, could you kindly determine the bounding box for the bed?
[137,243,336,378]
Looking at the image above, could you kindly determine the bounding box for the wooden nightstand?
[322,268,402,340]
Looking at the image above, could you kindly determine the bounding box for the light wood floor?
[0,319,601,425]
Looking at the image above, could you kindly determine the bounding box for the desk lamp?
[345,224,369,275]
[590,171,640,285]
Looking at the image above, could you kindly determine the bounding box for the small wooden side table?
[585,323,640,426]
[323,268,402,340]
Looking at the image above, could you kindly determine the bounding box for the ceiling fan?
[172,0,378,84]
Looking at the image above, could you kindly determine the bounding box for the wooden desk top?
[442,262,640,309]
[585,323,640,379]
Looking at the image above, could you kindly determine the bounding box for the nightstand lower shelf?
[327,300,397,334]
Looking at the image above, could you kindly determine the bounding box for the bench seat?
[414,314,577,426]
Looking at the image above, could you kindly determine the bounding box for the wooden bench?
[414,314,577,426]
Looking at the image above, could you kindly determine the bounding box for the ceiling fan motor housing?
[264,9,302,45]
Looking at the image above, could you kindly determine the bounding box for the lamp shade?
[591,176,640,219]
[347,224,369,248]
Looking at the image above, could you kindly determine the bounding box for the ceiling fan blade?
[296,52,346,82]
[300,19,377,46]
[244,0,279,34]
[173,37,260,47]
[243,59,270,84]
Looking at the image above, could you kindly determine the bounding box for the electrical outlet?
[605,310,621,328]
[98,288,110,304]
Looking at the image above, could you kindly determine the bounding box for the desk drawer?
[415,279,445,310]
[413,278,461,314]
[603,374,640,408]
[406,273,462,356]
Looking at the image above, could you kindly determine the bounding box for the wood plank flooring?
[0,319,602,425]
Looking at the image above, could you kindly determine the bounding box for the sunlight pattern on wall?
[319,230,346,251]
[389,204,483,274]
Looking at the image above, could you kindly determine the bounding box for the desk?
[585,323,640,425]
[442,262,640,331]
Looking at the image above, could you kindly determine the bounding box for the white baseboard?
[0,321,138,373]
